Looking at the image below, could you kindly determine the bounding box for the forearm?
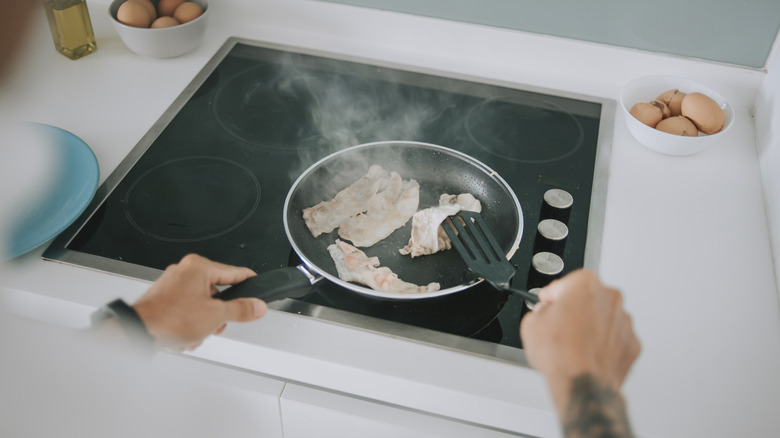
[555,374,635,438]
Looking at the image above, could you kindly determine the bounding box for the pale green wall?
[318,0,780,69]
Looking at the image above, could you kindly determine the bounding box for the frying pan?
[215,141,523,302]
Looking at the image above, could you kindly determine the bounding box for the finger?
[222,297,267,322]
[176,253,207,269]
[519,302,548,339]
[519,310,534,335]
[538,268,592,302]
[207,262,257,286]
[615,313,641,386]
[215,323,227,335]
[607,287,623,309]
[605,288,625,337]
[623,312,641,358]
[185,341,203,351]
[178,254,257,286]
[529,298,552,313]
[537,281,562,302]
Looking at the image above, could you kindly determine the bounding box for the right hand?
[520,269,641,414]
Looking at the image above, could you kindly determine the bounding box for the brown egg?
[129,0,157,21]
[173,2,203,23]
[630,102,663,127]
[151,16,180,28]
[657,89,686,116]
[158,0,186,16]
[117,0,152,28]
[681,92,725,135]
[656,116,698,136]
[649,100,670,118]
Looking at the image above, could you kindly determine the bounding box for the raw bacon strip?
[327,239,440,294]
[302,165,389,237]
[337,172,420,247]
[399,193,482,258]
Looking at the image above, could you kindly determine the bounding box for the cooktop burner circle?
[465,96,584,163]
[213,66,324,151]
[212,63,430,151]
[213,64,381,151]
[123,156,261,243]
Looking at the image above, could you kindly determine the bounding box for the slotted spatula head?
[443,211,539,304]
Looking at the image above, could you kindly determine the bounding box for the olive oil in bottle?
[43,0,97,60]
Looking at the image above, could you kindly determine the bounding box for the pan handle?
[213,266,317,303]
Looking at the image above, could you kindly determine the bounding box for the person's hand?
[520,269,640,415]
[133,254,268,351]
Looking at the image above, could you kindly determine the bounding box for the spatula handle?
[505,285,539,304]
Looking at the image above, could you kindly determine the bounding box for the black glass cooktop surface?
[45,38,613,363]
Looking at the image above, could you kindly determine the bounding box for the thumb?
[519,310,534,338]
[223,298,268,322]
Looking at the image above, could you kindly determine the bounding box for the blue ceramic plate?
[5,123,99,259]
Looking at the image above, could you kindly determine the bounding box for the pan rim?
[283,140,523,300]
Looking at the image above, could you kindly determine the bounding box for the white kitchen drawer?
[281,383,526,438]
[155,353,287,438]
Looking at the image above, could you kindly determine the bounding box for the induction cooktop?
[44,37,614,364]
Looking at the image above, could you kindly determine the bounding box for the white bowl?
[109,0,209,59]
[618,75,734,156]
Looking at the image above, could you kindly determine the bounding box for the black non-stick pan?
[216,141,523,302]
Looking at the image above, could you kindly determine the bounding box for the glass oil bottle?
[43,0,97,60]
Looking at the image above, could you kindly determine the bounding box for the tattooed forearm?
[562,375,635,438]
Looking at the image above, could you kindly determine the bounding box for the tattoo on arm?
[563,375,635,438]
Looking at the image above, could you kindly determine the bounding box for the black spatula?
[443,211,539,304]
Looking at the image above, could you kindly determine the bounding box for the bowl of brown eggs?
[619,75,734,156]
[109,0,208,58]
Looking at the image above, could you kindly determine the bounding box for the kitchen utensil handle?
[505,285,540,304]
[214,266,314,303]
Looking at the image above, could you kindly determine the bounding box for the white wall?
[756,29,780,298]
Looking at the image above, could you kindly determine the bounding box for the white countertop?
[2,1,780,437]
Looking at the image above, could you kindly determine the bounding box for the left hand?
[133,254,267,350]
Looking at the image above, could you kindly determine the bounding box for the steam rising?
[274,54,460,184]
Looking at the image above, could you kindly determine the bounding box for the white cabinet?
[280,383,523,438]
[0,312,287,438]
[155,353,286,438]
